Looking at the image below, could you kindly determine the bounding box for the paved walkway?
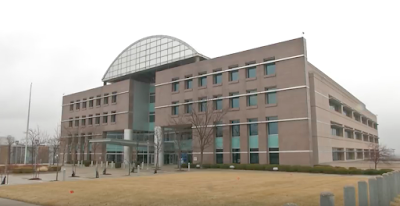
[0,198,40,206]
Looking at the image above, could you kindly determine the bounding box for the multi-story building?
[60,35,379,166]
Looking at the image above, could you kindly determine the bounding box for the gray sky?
[1,1,399,152]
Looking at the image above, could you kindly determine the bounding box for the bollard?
[369,178,378,206]
[62,168,66,181]
[377,176,385,206]
[123,162,125,169]
[137,165,140,174]
[141,162,144,169]
[111,161,114,168]
[383,173,390,206]
[90,161,93,167]
[344,185,356,206]
[101,161,103,168]
[188,163,190,171]
[320,191,334,206]
[106,161,109,168]
[358,181,368,206]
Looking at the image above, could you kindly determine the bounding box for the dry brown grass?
[0,170,368,206]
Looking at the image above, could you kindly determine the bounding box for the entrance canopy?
[89,138,153,147]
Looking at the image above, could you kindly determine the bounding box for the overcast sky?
[1,1,399,152]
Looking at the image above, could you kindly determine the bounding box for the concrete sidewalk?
[0,198,40,206]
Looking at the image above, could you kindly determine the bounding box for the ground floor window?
[250,148,259,164]
[269,148,279,164]
[356,149,363,159]
[332,147,344,161]
[364,149,370,159]
[216,149,223,164]
[346,148,355,160]
[232,149,240,163]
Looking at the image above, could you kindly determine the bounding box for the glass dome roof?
[102,35,206,82]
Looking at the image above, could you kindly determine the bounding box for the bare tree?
[185,99,227,168]
[168,117,192,170]
[62,125,79,177]
[369,143,393,169]
[154,127,163,174]
[49,126,62,181]
[28,126,49,179]
[6,135,15,165]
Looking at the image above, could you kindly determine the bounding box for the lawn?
[0,170,368,206]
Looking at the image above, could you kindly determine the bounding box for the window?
[232,148,240,164]
[172,102,179,115]
[248,118,258,135]
[89,97,94,107]
[88,115,93,125]
[265,87,277,104]
[185,76,192,89]
[345,130,353,139]
[357,149,363,159]
[198,74,207,87]
[269,148,279,164]
[75,117,79,127]
[247,90,257,106]
[69,101,74,111]
[185,99,192,113]
[355,132,362,140]
[82,99,87,109]
[329,99,340,112]
[213,69,222,84]
[103,113,108,123]
[215,123,223,137]
[104,94,109,105]
[265,63,276,75]
[149,92,155,103]
[172,78,179,92]
[250,148,259,164]
[214,96,222,110]
[246,67,256,78]
[199,98,207,112]
[149,111,154,123]
[81,116,86,126]
[346,148,355,160]
[231,120,240,136]
[111,92,117,103]
[96,95,101,106]
[95,114,100,124]
[111,111,116,123]
[332,148,345,161]
[75,101,80,110]
[216,149,223,164]
[267,116,278,135]
[229,70,238,81]
[69,118,73,127]
[331,125,342,137]
[229,92,239,108]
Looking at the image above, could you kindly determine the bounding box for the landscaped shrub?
[363,169,380,175]
[83,160,91,167]
[244,164,265,170]
[349,167,358,170]
[379,169,394,174]
[48,166,62,172]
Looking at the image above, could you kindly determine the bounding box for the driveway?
[0,198,40,206]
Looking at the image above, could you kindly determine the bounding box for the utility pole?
[24,83,32,164]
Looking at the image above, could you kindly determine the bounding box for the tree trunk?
[55,157,59,181]
[178,150,181,171]
[200,149,204,169]
[154,151,158,174]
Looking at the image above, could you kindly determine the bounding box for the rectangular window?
[96,95,101,106]
[89,97,94,107]
[216,149,223,164]
[267,116,278,135]
[82,100,87,109]
[250,148,259,164]
[111,111,116,123]
[149,92,155,103]
[104,94,109,105]
[95,114,100,125]
[185,76,192,89]
[185,100,192,113]
[229,92,239,108]
[214,95,222,110]
[149,111,154,123]
[247,90,257,106]
[111,92,117,103]
[232,148,240,164]
[81,116,86,126]
[213,69,222,84]
[332,148,345,161]
[231,120,240,136]
[69,101,74,111]
[266,87,277,104]
[198,74,207,87]
[75,117,79,127]
[103,113,108,123]
[345,130,353,139]
[199,98,207,112]
[172,102,179,115]
[172,78,179,92]
[246,67,256,78]
[216,122,223,137]
[269,148,279,164]
[248,118,258,136]
[229,70,238,81]
[88,115,93,125]
[265,63,276,75]
[76,101,80,110]
[346,148,355,160]
[69,118,73,127]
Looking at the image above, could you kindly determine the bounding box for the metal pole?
[24,83,32,164]
[147,140,149,170]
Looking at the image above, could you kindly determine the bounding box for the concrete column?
[344,186,356,206]
[383,174,390,206]
[320,191,334,206]
[377,176,384,206]
[84,136,89,160]
[124,129,133,164]
[358,181,368,206]
[154,126,163,167]
[369,178,378,206]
